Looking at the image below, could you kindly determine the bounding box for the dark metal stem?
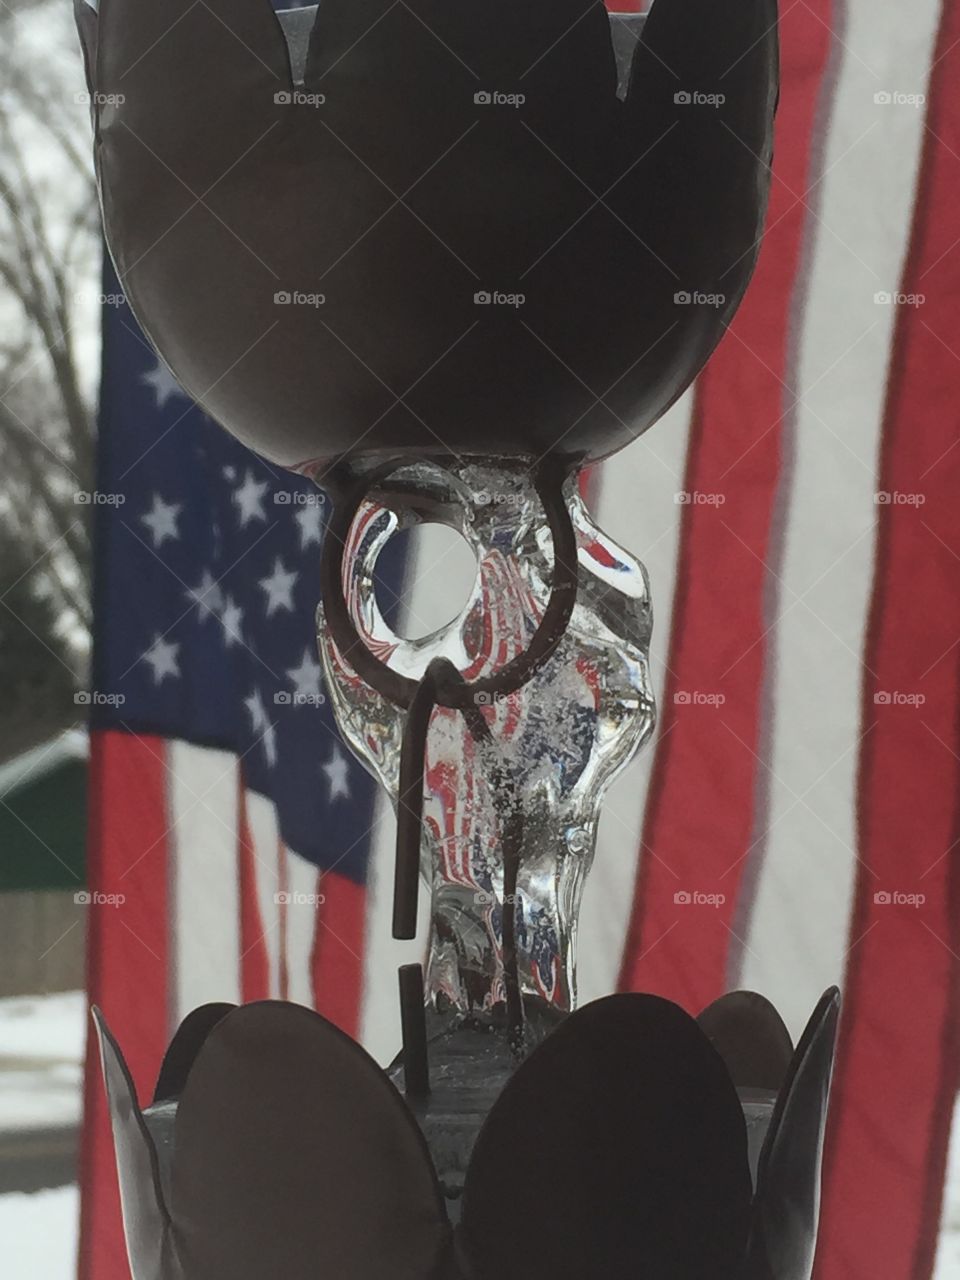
[398,963,430,1099]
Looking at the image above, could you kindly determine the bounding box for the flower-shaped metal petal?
[95,987,837,1280]
[741,988,842,1280]
[76,0,778,480]
[461,993,753,1279]
[94,1001,452,1280]
[699,990,796,1094]
[95,1011,175,1280]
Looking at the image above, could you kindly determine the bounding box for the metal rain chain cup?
[75,0,841,1276]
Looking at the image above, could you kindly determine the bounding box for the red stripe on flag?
[237,777,270,1002]
[311,870,367,1037]
[816,8,960,1277]
[278,840,290,1001]
[78,731,171,1280]
[618,0,834,1009]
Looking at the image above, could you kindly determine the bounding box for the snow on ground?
[0,1185,79,1279]
[5,1169,960,1280]
[0,991,84,1278]
[0,991,86,1131]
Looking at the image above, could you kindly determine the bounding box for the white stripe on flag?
[579,390,695,1004]
[285,845,321,1007]
[934,1095,960,1278]
[246,789,283,997]
[736,0,943,1037]
[169,740,241,1023]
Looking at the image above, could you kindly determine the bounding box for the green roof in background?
[0,732,87,892]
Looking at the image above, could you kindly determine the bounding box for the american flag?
[79,2,960,1279]
[78,264,407,1277]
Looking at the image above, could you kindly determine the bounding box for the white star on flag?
[294,503,324,550]
[220,596,244,648]
[258,556,298,616]
[141,358,188,410]
[244,687,278,767]
[233,469,269,527]
[140,494,182,548]
[185,570,224,621]
[141,634,180,685]
[286,647,324,701]
[322,746,351,801]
